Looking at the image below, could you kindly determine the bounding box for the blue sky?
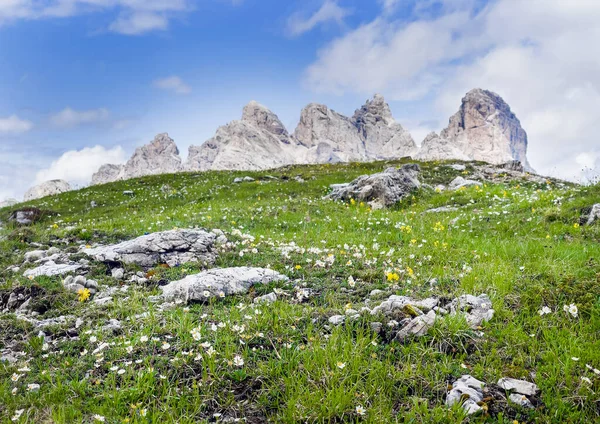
[1,0,600,200]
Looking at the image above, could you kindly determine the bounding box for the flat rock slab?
[161,267,288,304]
[497,378,539,396]
[23,262,82,278]
[326,164,421,208]
[82,229,219,268]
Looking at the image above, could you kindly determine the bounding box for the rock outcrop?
[416,89,532,171]
[82,229,218,268]
[161,267,288,303]
[325,163,421,209]
[23,180,71,201]
[91,164,125,185]
[186,95,417,171]
[91,133,182,184]
[186,101,299,171]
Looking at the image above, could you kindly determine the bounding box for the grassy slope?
[0,159,599,423]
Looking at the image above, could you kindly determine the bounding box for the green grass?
[1,159,599,423]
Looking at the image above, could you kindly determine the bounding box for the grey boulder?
[82,229,219,268]
[448,176,482,190]
[326,163,421,209]
[161,267,288,304]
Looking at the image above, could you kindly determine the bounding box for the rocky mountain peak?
[24,179,72,201]
[417,88,532,171]
[123,133,182,179]
[352,93,395,126]
[241,101,290,143]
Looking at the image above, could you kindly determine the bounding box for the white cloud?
[287,0,351,36]
[34,145,127,186]
[303,0,600,181]
[153,76,192,95]
[0,115,33,134]
[50,107,110,128]
[0,0,194,35]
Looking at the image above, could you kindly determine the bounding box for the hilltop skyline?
[1,0,600,199]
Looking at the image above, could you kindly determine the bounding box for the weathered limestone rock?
[92,164,125,185]
[92,133,182,184]
[326,163,421,208]
[446,375,486,415]
[161,267,288,303]
[497,378,539,396]
[23,180,71,201]
[448,294,495,328]
[352,94,417,159]
[82,229,218,268]
[124,133,182,178]
[415,89,533,171]
[0,198,18,208]
[414,132,470,162]
[82,230,217,267]
[23,262,82,278]
[396,310,437,341]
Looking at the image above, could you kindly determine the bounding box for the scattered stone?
[446,375,486,415]
[371,295,439,315]
[233,178,243,183]
[123,190,134,196]
[328,315,345,325]
[254,292,277,304]
[24,250,47,263]
[396,310,437,341]
[24,262,82,278]
[448,294,495,328]
[509,393,534,409]
[75,318,84,329]
[326,164,421,208]
[448,176,482,190]
[102,319,122,333]
[497,378,539,396]
[111,268,125,280]
[161,267,288,304]
[82,229,219,268]
[370,322,382,332]
[449,164,466,171]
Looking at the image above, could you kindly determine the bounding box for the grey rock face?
[326,163,421,209]
[446,375,486,415]
[24,180,71,201]
[242,101,291,144]
[186,120,298,171]
[415,89,533,171]
[161,267,288,304]
[82,229,218,268]
[414,132,470,162]
[124,133,182,178]
[92,164,125,185]
[92,133,182,185]
[23,262,82,278]
[497,378,539,396]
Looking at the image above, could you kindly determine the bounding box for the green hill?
[1,160,599,423]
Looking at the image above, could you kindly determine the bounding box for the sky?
[1,0,600,200]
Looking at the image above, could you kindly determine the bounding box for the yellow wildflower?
[77,288,91,302]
